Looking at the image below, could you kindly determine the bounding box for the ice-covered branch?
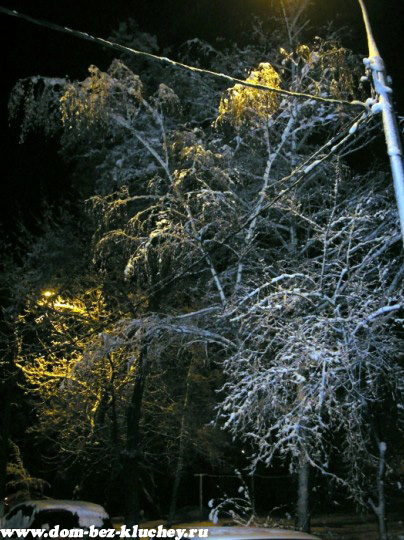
[0,6,366,109]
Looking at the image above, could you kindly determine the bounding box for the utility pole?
[357,0,404,246]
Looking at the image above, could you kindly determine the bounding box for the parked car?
[199,526,321,540]
[0,499,112,530]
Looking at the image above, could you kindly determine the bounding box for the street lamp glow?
[42,290,55,298]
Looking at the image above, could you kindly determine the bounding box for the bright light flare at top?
[42,290,55,297]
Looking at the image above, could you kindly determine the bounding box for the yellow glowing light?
[42,290,55,298]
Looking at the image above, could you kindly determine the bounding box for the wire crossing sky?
[0,6,365,109]
[0,4,381,311]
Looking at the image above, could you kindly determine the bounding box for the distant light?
[42,290,54,297]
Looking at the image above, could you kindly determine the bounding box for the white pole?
[357,0,404,246]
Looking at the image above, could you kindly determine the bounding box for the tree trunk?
[369,441,388,540]
[0,380,11,508]
[124,342,149,527]
[296,460,311,532]
[295,378,311,533]
[167,454,183,526]
[167,359,194,525]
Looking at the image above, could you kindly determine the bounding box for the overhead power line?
[0,6,378,317]
[0,6,365,109]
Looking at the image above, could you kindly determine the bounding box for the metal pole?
[357,0,404,246]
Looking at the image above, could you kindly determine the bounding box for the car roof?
[201,526,320,540]
[3,500,110,529]
[10,500,108,514]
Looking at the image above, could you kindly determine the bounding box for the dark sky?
[0,0,403,235]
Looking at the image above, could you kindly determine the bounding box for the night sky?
[0,0,403,236]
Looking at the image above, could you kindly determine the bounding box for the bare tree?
[6,9,403,532]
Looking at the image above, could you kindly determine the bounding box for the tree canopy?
[1,5,403,535]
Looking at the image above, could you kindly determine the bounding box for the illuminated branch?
[0,6,365,109]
